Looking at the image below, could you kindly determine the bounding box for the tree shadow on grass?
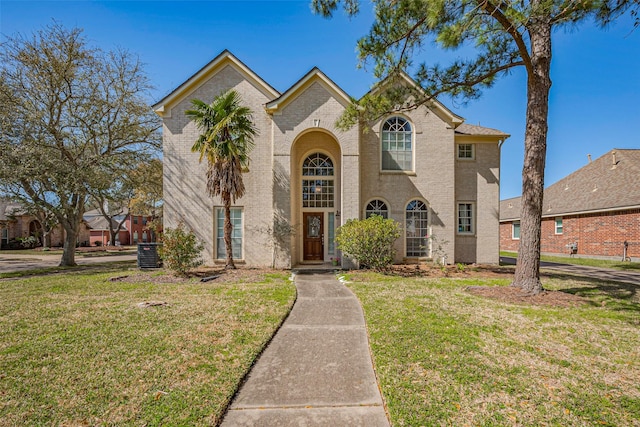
[541,270,640,316]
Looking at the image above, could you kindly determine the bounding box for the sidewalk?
[221,272,390,427]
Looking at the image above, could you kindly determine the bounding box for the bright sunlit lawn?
[0,266,295,426]
[347,270,640,426]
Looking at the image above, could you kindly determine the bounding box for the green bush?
[335,215,400,270]
[159,222,204,276]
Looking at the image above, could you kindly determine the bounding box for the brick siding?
[500,208,640,258]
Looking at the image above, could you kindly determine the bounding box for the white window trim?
[555,217,563,235]
[512,221,521,240]
[457,143,475,160]
[456,202,475,235]
[215,207,244,260]
[380,115,415,173]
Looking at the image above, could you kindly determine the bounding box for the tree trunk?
[511,20,552,295]
[223,192,236,269]
[42,229,50,249]
[60,226,77,266]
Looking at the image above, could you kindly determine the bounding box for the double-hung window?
[457,203,474,234]
[216,208,243,259]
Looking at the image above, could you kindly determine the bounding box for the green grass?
[0,260,137,279]
[347,271,640,426]
[501,251,640,271]
[0,266,296,426]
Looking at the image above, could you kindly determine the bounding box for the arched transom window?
[365,199,388,219]
[302,153,334,208]
[405,200,428,257]
[382,116,413,171]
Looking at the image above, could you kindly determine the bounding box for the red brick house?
[500,149,640,261]
[0,199,90,248]
[83,208,156,246]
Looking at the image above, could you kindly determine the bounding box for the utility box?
[138,243,162,269]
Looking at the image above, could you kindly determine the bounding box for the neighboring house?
[154,50,509,268]
[500,149,640,261]
[0,199,89,248]
[83,208,155,246]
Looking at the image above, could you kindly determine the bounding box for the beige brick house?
[154,50,508,268]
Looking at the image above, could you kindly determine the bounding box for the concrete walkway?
[221,272,390,427]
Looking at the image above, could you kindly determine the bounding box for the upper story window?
[365,199,389,219]
[381,117,413,171]
[302,153,334,208]
[457,143,474,160]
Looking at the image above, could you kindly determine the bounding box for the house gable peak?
[265,67,352,114]
[153,50,280,117]
[365,71,464,128]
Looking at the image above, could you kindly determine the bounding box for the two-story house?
[153,51,508,268]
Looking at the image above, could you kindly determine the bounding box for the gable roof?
[86,216,128,232]
[154,50,508,139]
[152,50,280,117]
[365,71,466,128]
[500,149,640,221]
[265,67,352,113]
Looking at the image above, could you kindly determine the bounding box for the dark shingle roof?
[500,149,640,221]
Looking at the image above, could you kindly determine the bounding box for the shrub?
[335,215,400,270]
[159,222,204,276]
[18,236,38,249]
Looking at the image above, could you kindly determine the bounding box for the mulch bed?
[110,267,283,284]
[464,285,586,307]
[111,264,586,308]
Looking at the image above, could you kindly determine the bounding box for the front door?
[303,212,324,261]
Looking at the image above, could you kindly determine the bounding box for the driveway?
[500,256,640,286]
[0,253,137,273]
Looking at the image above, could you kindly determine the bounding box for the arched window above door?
[302,153,334,208]
[303,153,334,176]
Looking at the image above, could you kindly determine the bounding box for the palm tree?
[186,89,257,269]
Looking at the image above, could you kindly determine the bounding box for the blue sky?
[2,0,638,199]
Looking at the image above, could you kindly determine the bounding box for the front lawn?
[0,267,295,426]
[347,271,640,426]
